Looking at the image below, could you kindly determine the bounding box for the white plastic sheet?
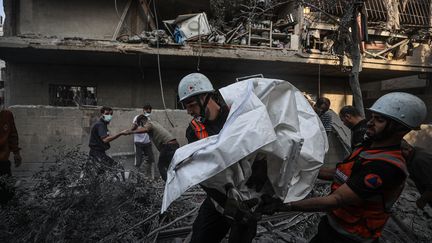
[162,78,328,213]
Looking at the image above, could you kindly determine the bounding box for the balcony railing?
[305,0,431,27]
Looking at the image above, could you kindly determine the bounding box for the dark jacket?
[0,109,20,161]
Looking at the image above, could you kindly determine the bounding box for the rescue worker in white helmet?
[178,73,226,141]
[178,73,259,243]
[260,92,427,243]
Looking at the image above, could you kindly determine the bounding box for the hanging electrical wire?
[318,3,322,98]
[152,0,175,127]
[196,14,203,72]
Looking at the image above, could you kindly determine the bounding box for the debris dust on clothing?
[162,78,328,212]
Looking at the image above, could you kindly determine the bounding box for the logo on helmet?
[188,85,195,92]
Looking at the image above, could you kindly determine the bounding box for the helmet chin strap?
[195,93,212,123]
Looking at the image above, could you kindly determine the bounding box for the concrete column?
[18,0,33,35]
[3,0,18,36]
[385,0,400,30]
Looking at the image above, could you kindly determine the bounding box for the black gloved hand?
[258,194,284,215]
[224,198,261,224]
[245,159,269,192]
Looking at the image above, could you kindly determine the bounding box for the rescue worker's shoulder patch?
[364,174,383,189]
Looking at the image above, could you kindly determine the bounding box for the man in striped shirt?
[315,97,333,133]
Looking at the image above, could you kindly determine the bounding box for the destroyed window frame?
[49,84,97,107]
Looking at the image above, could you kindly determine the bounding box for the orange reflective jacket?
[330,146,407,239]
[190,119,208,139]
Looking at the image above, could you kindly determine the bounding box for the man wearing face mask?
[0,97,22,205]
[88,106,128,166]
[261,92,427,243]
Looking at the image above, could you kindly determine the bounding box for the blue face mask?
[103,114,113,122]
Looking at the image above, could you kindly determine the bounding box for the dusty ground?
[155,179,432,242]
[249,181,432,243]
[389,180,432,243]
[3,153,431,243]
[103,156,432,242]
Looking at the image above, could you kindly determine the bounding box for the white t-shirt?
[132,115,151,144]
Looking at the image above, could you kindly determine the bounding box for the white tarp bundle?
[161,78,328,213]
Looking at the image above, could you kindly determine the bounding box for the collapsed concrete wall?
[9,106,190,176]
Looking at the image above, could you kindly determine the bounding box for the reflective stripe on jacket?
[190,119,209,139]
[330,146,408,239]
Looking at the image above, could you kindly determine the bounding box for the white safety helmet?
[368,92,427,130]
[178,73,214,102]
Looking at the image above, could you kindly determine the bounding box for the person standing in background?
[88,106,128,165]
[315,97,332,133]
[0,97,22,205]
[339,105,368,149]
[131,104,155,178]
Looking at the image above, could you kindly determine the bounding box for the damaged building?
[0,0,432,167]
[1,1,432,242]
[0,0,431,111]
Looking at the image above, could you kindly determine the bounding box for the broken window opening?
[49,85,97,107]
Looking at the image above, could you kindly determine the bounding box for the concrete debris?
[120,30,174,46]
[156,181,432,242]
[118,0,296,48]
[391,181,432,242]
[113,0,430,61]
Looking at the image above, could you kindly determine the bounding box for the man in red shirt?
[0,97,21,176]
[0,97,22,205]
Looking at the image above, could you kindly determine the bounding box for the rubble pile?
[120,30,173,46]
[120,0,297,49]
[115,0,432,62]
[0,148,194,243]
[390,181,432,243]
[252,182,330,242]
[1,148,431,242]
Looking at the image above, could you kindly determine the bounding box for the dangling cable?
[318,62,321,98]
[196,14,203,71]
[318,6,322,98]
[152,0,174,127]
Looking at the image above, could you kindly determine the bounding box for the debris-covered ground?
[0,148,197,243]
[390,180,432,243]
[1,148,431,242]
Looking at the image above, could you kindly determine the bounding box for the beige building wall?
[9,106,190,177]
[322,93,353,115]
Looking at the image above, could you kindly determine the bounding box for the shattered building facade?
[1,2,432,242]
[1,0,431,113]
[0,0,432,168]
